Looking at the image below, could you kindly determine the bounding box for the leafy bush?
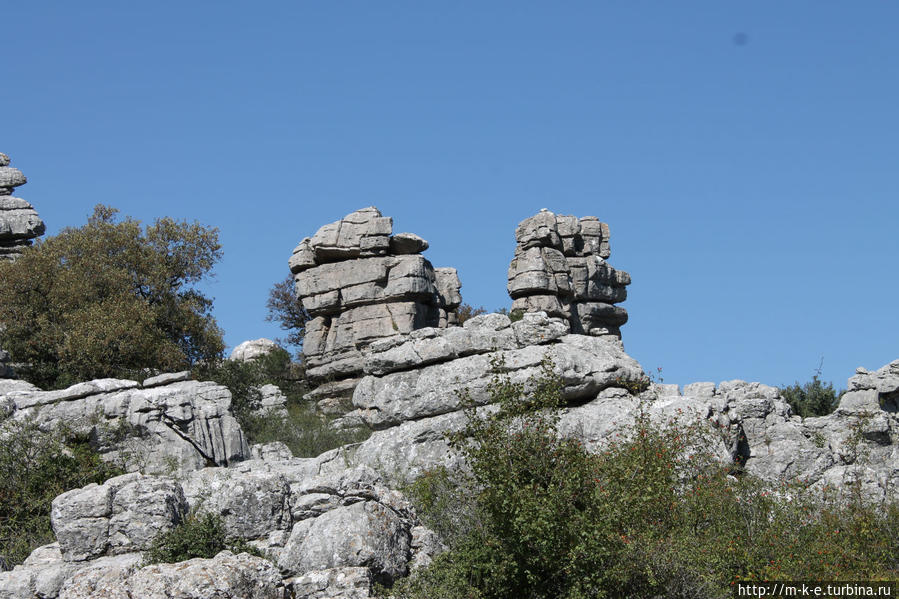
[781,362,842,417]
[143,511,261,565]
[391,357,899,599]
[0,420,123,566]
[0,205,224,388]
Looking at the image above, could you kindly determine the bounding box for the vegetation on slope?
[0,420,123,567]
[143,511,262,565]
[390,360,899,599]
[196,348,369,458]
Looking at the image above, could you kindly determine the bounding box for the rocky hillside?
[1,202,898,597]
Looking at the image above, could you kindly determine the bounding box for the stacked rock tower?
[507,210,630,337]
[289,207,462,411]
[0,153,44,262]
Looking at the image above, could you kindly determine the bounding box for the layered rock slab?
[57,551,283,599]
[350,312,644,429]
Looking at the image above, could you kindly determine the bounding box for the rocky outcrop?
[51,473,187,562]
[290,207,462,412]
[0,153,44,262]
[508,210,630,337]
[0,372,249,474]
[6,202,899,597]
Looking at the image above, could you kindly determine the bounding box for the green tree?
[266,274,309,349]
[0,205,225,388]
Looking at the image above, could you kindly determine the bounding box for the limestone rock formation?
[508,210,630,337]
[1,462,440,599]
[0,153,45,262]
[342,354,899,505]
[290,207,462,412]
[0,372,249,474]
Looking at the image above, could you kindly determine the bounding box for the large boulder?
[277,466,416,584]
[181,465,293,540]
[229,338,281,362]
[51,473,187,562]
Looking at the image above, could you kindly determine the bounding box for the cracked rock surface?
[0,372,249,474]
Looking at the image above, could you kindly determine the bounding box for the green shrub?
[143,511,261,565]
[266,274,310,350]
[391,357,899,599]
[404,466,481,550]
[0,420,123,566]
[781,363,842,417]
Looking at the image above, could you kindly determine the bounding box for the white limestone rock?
[279,501,410,582]
[181,465,293,540]
[286,567,373,599]
[352,334,644,429]
[58,551,282,599]
[229,338,282,362]
[389,232,429,254]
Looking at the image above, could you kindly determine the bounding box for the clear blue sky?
[3,2,897,389]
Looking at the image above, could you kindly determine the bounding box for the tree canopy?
[0,205,225,388]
